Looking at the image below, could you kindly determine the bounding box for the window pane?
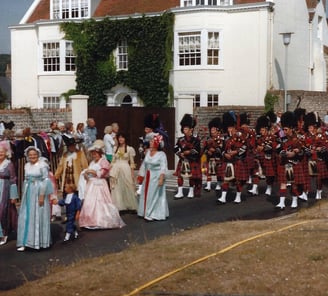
[178,32,201,66]
[43,42,60,72]
[207,94,219,106]
[117,39,128,70]
[207,32,220,65]
[65,41,76,71]
[51,0,89,20]
[71,0,79,18]
[43,96,60,109]
[53,0,60,19]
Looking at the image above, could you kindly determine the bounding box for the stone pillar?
[174,94,194,167]
[70,94,89,129]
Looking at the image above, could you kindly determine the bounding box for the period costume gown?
[79,156,125,229]
[110,146,138,211]
[138,150,169,221]
[17,158,53,249]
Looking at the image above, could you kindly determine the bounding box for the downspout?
[268,5,274,89]
[309,21,313,91]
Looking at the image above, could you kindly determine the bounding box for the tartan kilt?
[277,161,305,184]
[245,152,255,171]
[302,158,311,190]
[206,159,225,178]
[234,159,249,181]
[261,156,276,177]
[317,159,328,179]
[175,159,202,180]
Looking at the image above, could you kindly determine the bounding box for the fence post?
[70,94,89,128]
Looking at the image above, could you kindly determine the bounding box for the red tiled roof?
[25,0,273,24]
[27,0,49,23]
[94,0,180,17]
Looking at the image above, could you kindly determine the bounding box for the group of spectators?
[0,115,169,251]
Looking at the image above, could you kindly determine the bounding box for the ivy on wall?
[61,12,174,107]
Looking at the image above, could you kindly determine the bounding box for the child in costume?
[54,183,81,241]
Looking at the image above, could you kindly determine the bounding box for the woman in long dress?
[79,140,125,229]
[16,147,53,251]
[110,133,138,212]
[0,142,18,245]
[137,134,169,221]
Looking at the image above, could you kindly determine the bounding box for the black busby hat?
[304,112,321,130]
[255,115,271,133]
[222,111,236,132]
[144,113,160,130]
[180,114,196,132]
[281,111,297,129]
[266,110,277,125]
[294,108,306,123]
[239,113,250,126]
[208,117,222,131]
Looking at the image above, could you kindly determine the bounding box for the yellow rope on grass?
[123,220,310,296]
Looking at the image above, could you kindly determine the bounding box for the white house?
[10,0,328,112]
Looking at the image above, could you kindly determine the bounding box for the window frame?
[51,0,90,20]
[40,40,76,74]
[115,39,129,71]
[207,93,219,106]
[175,29,222,69]
[180,0,232,7]
[42,96,61,109]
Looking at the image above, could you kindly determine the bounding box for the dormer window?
[181,0,232,6]
[51,0,90,20]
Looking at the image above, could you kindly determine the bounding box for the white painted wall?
[310,1,328,91]
[272,0,311,92]
[172,7,271,106]
[11,26,39,108]
[11,23,77,108]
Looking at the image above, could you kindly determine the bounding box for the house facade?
[10,0,328,111]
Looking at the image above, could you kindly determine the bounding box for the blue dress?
[137,150,169,221]
[17,159,53,249]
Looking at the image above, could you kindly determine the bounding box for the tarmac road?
[0,179,316,291]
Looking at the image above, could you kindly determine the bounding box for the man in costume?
[251,112,277,196]
[275,111,305,209]
[174,114,202,199]
[217,111,248,204]
[202,117,225,192]
[303,112,328,200]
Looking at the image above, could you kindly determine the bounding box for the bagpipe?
[255,134,275,159]
[226,130,247,160]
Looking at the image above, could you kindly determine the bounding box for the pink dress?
[79,156,125,229]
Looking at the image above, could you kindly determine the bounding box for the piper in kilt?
[202,117,225,192]
[251,112,278,196]
[174,114,202,199]
[276,111,306,209]
[303,112,328,200]
[217,112,248,204]
[239,113,257,194]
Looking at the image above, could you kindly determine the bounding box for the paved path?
[0,174,317,291]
